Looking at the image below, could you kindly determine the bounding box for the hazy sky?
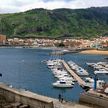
[0,0,108,13]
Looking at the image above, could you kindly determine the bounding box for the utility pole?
[94,73,97,90]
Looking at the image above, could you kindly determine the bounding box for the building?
[0,34,6,45]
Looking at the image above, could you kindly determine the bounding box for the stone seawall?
[0,83,54,108]
[79,91,108,108]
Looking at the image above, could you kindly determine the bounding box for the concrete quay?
[0,83,93,108]
[79,90,108,108]
[61,60,86,87]
[0,83,53,108]
[53,100,92,108]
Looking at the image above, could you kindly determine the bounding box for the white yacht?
[85,77,105,89]
[52,70,68,75]
[86,62,108,72]
[47,59,61,66]
[94,70,108,74]
[56,74,70,79]
[86,62,96,67]
[54,73,69,78]
[76,67,88,76]
[68,61,89,76]
[46,59,76,88]
[52,80,74,88]
[59,77,76,82]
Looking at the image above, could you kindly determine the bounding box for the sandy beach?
[80,50,108,55]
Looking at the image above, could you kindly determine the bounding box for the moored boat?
[68,61,89,76]
[85,77,105,89]
[52,80,74,88]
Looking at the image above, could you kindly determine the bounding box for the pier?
[61,60,86,87]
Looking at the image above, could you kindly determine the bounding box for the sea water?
[0,48,107,101]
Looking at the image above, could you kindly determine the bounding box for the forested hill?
[0,7,108,38]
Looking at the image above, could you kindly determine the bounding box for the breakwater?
[79,90,108,108]
[0,83,53,108]
[0,83,93,108]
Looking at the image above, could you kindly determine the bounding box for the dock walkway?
[61,60,86,87]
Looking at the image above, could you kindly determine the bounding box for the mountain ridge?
[0,7,108,38]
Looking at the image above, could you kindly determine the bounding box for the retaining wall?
[79,91,108,108]
[0,83,54,108]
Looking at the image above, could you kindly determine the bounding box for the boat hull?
[52,83,73,88]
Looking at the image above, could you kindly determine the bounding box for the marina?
[61,60,86,87]
[86,61,108,74]
[46,59,75,88]
[68,61,89,76]
[46,58,106,91]
[84,77,105,89]
[0,48,108,102]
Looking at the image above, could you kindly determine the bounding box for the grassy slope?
[0,7,108,38]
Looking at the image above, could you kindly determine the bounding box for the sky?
[0,0,108,13]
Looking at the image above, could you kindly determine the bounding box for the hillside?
[0,7,108,38]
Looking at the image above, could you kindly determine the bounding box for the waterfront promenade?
[0,83,92,108]
[61,60,86,87]
[53,99,92,108]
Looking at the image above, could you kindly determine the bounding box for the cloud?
[0,0,108,13]
[20,0,67,11]
[0,7,19,13]
[42,0,72,2]
[68,0,108,9]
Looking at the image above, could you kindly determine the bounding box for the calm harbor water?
[0,48,107,101]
